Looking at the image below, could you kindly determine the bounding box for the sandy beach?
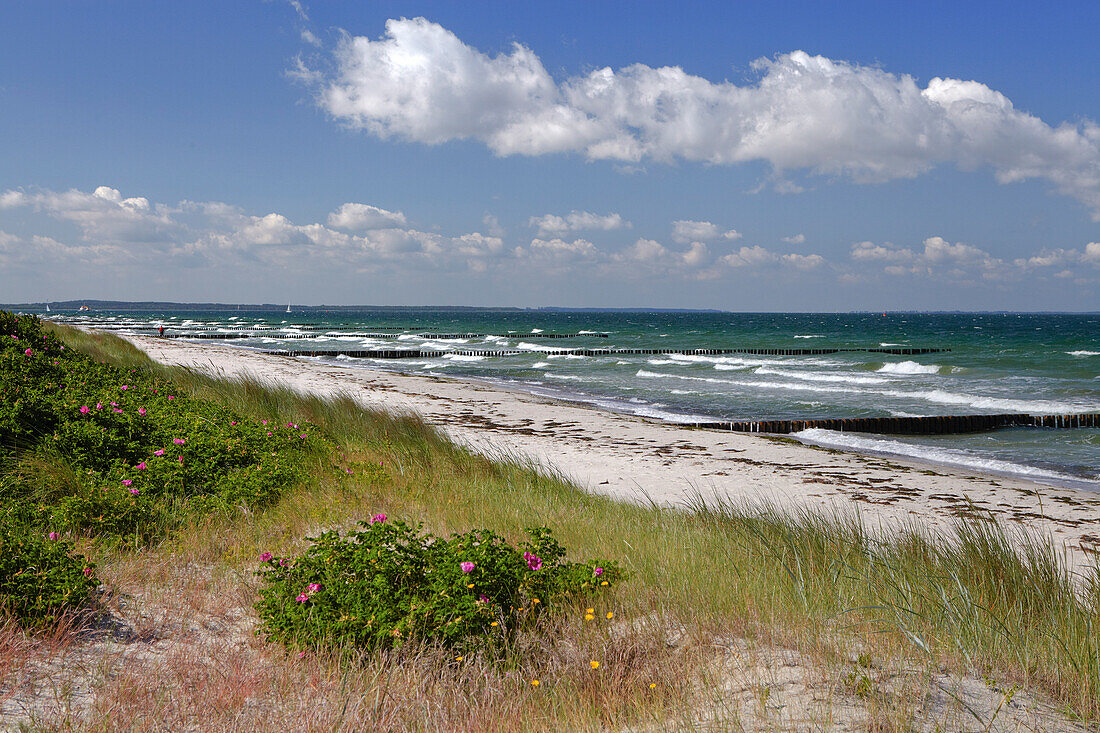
[124,334,1100,575]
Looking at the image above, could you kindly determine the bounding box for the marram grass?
[14,322,1100,728]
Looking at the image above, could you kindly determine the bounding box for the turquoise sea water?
[47,310,1100,490]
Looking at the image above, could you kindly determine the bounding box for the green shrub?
[255,518,621,655]
[0,310,327,544]
[0,506,99,627]
[1,309,332,625]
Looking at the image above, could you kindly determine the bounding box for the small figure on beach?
[158,326,165,337]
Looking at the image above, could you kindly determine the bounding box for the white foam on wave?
[442,354,486,362]
[794,335,823,339]
[531,361,550,369]
[794,429,1096,486]
[877,361,941,375]
[1067,350,1100,357]
[516,341,563,352]
[754,366,888,385]
[530,328,543,333]
[548,353,588,359]
[637,370,1097,413]
[545,372,592,381]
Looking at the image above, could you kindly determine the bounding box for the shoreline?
[120,333,1100,574]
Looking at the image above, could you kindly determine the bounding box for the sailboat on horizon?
[286,302,292,314]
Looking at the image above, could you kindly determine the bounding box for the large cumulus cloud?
[304,18,1100,218]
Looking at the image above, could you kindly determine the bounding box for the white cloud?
[781,233,806,245]
[0,185,507,276]
[306,19,1100,218]
[670,220,742,244]
[482,214,504,237]
[327,202,407,230]
[671,220,718,243]
[781,253,824,269]
[526,237,597,260]
[0,185,181,243]
[719,245,779,268]
[1084,242,1100,264]
[529,210,627,237]
[850,241,914,262]
[920,235,990,263]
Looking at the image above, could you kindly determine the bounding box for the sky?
[1,1,1099,311]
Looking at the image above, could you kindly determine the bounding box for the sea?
[44,309,1100,491]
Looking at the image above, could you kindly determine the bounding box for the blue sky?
[2,1,1098,310]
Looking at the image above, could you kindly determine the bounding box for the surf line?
[264,346,949,357]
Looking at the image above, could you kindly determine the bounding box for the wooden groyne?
[158,331,609,340]
[265,346,948,357]
[685,413,1100,435]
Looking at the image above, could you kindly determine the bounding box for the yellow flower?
[467,583,474,588]
[584,613,594,621]
[606,611,614,620]
[491,621,499,627]
[600,580,609,586]
[531,598,540,604]
[455,656,464,662]
[586,607,594,614]
[530,680,540,687]
[649,683,657,689]
[590,660,599,670]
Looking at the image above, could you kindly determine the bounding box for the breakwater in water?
[150,329,610,339]
[266,346,948,357]
[687,413,1100,435]
[48,310,1100,487]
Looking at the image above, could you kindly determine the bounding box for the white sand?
[124,335,1100,574]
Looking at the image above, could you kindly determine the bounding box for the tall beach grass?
[7,322,1098,729]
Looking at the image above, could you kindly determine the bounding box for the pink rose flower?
[47,532,60,541]
[370,513,386,524]
[260,552,273,562]
[296,593,309,603]
[122,479,133,486]
[96,403,103,410]
[23,348,32,356]
[308,583,322,593]
[135,462,146,470]
[594,567,604,577]
[138,408,146,416]
[83,567,93,577]
[523,552,543,571]
[173,438,185,445]
[461,562,475,573]
[130,488,140,495]
[154,449,165,456]
[80,406,90,414]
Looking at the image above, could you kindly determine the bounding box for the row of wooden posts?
[688,413,1100,435]
[263,346,948,357]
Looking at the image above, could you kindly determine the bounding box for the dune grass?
[7,323,1100,730]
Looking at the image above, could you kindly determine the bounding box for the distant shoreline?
[10,301,1100,315]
